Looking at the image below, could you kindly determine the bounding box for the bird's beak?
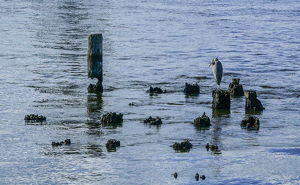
[208,62,212,67]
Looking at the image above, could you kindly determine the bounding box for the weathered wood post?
[245,90,264,111]
[87,34,103,92]
[212,89,230,109]
[228,78,244,96]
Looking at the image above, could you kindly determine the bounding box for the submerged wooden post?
[87,34,103,92]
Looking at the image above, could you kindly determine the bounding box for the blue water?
[1,0,300,184]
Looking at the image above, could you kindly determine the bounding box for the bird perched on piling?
[209,57,223,89]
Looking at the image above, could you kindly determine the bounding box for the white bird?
[209,57,223,89]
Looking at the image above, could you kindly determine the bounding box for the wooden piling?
[87,34,103,92]
[245,90,264,111]
[212,90,230,109]
[228,78,244,96]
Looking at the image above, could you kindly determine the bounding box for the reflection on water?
[87,93,103,115]
[212,109,231,118]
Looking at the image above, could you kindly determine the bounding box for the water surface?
[0,0,300,184]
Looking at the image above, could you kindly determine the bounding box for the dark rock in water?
[241,116,260,130]
[193,112,211,128]
[174,172,178,179]
[245,91,264,111]
[147,86,167,94]
[52,139,71,146]
[88,82,103,93]
[144,116,162,125]
[101,112,123,124]
[24,114,46,123]
[173,140,193,152]
[212,90,230,109]
[228,78,244,96]
[184,83,200,95]
[106,139,120,151]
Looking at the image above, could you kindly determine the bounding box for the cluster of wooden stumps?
[84,34,267,180]
[211,78,264,130]
[212,78,264,112]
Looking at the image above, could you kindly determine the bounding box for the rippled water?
[1,0,300,184]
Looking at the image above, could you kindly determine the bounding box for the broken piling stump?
[146,86,167,94]
[101,112,123,127]
[52,139,71,147]
[241,116,260,130]
[228,78,244,96]
[184,83,200,95]
[106,139,120,152]
[193,112,211,128]
[87,34,103,92]
[172,140,193,152]
[24,114,46,123]
[245,91,264,111]
[212,90,230,109]
[144,116,162,125]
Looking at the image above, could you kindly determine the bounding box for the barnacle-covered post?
[87,34,103,92]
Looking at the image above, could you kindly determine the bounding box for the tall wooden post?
[87,34,103,92]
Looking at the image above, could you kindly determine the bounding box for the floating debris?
[24,114,46,123]
[241,116,260,130]
[184,82,200,95]
[101,112,123,124]
[228,78,244,96]
[52,139,71,147]
[212,89,230,109]
[172,140,193,152]
[144,116,162,125]
[146,86,167,94]
[193,112,211,128]
[245,91,264,111]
